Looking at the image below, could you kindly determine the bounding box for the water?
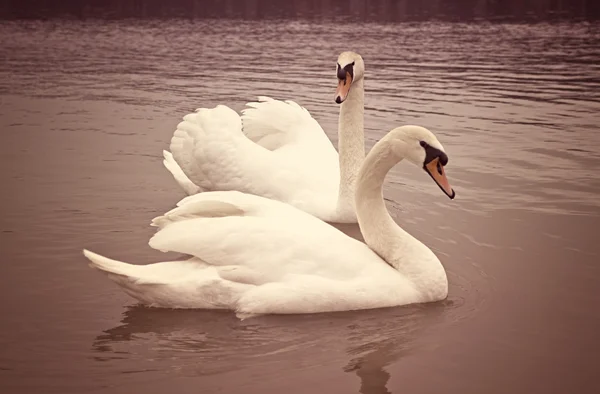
[1,1,600,393]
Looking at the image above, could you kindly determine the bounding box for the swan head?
[335,51,365,104]
[388,125,456,199]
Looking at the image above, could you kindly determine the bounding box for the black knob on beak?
[337,65,347,80]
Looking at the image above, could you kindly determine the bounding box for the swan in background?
[162,51,365,223]
[83,125,456,317]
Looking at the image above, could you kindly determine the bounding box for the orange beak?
[335,73,353,104]
[424,158,455,199]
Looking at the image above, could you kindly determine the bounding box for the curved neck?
[336,78,365,217]
[354,135,446,293]
[355,136,409,265]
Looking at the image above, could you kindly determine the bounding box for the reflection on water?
[1,2,599,394]
[92,303,447,393]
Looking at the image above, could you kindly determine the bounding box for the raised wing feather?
[241,96,336,154]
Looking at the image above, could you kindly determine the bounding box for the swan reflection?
[92,302,448,392]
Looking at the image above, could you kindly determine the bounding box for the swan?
[83,125,456,317]
[162,51,366,223]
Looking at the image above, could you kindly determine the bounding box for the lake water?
[1,1,599,393]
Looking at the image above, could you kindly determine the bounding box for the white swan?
[83,125,456,317]
[162,51,366,223]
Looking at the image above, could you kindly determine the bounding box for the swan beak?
[335,74,353,104]
[425,158,456,199]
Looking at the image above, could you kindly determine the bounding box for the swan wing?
[167,105,341,220]
[169,105,277,195]
[241,96,337,156]
[148,191,365,275]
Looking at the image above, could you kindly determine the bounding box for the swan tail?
[83,249,164,305]
[162,150,202,195]
[83,249,250,309]
[83,249,149,283]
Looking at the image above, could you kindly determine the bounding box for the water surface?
[1,2,599,393]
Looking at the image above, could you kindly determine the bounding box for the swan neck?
[336,78,365,216]
[355,138,403,265]
[355,137,447,296]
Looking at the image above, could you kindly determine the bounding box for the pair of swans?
[83,52,456,317]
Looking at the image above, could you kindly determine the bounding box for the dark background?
[1,0,599,22]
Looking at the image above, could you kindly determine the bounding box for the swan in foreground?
[162,51,366,223]
[83,125,455,317]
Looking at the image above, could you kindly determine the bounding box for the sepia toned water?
[1,2,599,393]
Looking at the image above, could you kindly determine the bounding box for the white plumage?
[163,52,366,223]
[84,125,455,318]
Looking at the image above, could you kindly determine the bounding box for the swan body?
[83,192,415,314]
[162,52,366,223]
[84,125,456,317]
